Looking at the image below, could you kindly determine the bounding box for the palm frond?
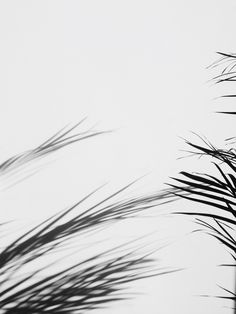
[1,239,159,313]
[171,134,236,308]
[0,183,176,313]
[208,52,236,115]
[0,118,108,186]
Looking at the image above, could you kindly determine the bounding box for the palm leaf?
[1,238,159,313]
[208,52,236,115]
[0,118,108,187]
[171,134,236,310]
[0,118,179,313]
[169,52,236,309]
[0,180,177,313]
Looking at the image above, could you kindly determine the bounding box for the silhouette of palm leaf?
[209,52,236,115]
[171,135,236,309]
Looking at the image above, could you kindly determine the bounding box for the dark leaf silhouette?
[172,134,236,311]
[165,51,236,312]
[209,52,236,114]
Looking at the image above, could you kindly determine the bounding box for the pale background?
[0,1,236,313]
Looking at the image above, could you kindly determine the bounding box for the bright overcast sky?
[1,1,236,314]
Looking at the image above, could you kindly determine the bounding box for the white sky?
[0,1,236,313]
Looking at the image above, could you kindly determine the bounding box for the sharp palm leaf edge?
[0,120,177,313]
[171,52,236,313]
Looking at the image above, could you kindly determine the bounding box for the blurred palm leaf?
[0,184,175,313]
[0,118,108,187]
[0,123,176,313]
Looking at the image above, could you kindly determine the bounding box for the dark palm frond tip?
[0,182,177,313]
[170,138,236,231]
[194,218,236,254]
[0,118,108,180]
[213,286,236,309]
[208,52,236,114]
[199,287,236,310]
[181,134,236,171]
[209,52,236,84]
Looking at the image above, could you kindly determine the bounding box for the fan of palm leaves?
[170,52,236,312]
[0,191,162,313]
[170,137,236,310]
[0,123,176,313]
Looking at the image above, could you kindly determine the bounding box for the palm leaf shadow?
[0,184,176,313]
[0,118,108,188]
[0,123,178,313]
